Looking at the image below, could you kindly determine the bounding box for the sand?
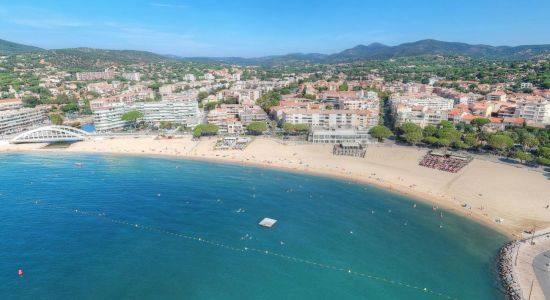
[2,135,550,238]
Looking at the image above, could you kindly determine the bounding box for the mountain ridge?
[2,38,550,65]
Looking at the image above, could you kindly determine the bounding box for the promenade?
[515,232,550,300]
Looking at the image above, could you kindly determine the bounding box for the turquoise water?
[0,153,507,299]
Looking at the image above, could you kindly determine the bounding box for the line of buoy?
[27,200,458,299]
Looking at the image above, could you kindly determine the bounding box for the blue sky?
[1,0,549,57]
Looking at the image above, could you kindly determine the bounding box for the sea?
[0,153,508,299]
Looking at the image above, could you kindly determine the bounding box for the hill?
[43,48,170,70]
[0,38,43,55]
[326,39,550,62]
[181,39,550,65]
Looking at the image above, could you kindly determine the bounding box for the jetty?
[498,230,550,300]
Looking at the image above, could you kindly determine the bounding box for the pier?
[499,231,550,300]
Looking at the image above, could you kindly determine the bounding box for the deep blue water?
[0,153,507,299]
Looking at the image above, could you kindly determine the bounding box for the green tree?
[519,133,539,151]
[49,113,63,125]
[423,125,437,137]
[204,101,219,110]
[537,156,550,166]
[423,136,439,146]
[246,121,267,135]
[198,91,209,101]
[22,96,41,108]
[369,125,392,142]
[437,138,452,148]
[487,134,514,153]
[437,127,461,143]
[439,120,454,129]
[192,124,218,138]
[256,91,282,112]
[453,140,469,150]
[121,110,144,128]
[61,102,79,113]
[539,146,550,160]
[470,118,490,130]
[512,150,533,164]
[398,122,423,145]
[338,82,349,91]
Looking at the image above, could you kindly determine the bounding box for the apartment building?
[0,99,23,111]
[514,99,550,125]
[238,105,267,125]
[92,99,200,132]
[393,105,448,128]
[0,107,48,136]
[281,109,378,129]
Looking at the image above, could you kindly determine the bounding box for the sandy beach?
[2,136,550,238]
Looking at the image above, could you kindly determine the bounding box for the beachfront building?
[308,127,373,144]
[514,99,550,126]
[91,99,200,132]
[390,95,454,128]
[393,105,449,128]
[281,109,378,129]
[0,107,48,136]
[91,102,128,132]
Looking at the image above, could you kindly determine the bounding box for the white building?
[281,109,378,129]
[520,82,534,89]
[393,105,449,128]
[514,99,550,125]
[122,72,141,81]
[0,107,48,136]
[309,127,373,144]
[390,95,454,111]
[92,99,200,132]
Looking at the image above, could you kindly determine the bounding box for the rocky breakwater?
[498,241,523,300]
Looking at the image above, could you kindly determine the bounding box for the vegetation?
[282,123,310,135]
[369,125,392,142]
[397,123,423,145]
[49,113,63,125]
[192,124,219,138]
[246,121,267,135]
[121,110,144,128]
[256,90,282,112]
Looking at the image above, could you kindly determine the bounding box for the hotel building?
[0,107,48,136]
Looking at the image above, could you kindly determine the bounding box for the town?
[1,53,549,167]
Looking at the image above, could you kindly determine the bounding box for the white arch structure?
[10,125,90,144]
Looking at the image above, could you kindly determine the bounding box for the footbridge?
[10,126,91,144]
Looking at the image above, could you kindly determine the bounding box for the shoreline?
[4,136,549,239]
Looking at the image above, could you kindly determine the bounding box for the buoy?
[18,269,23,277]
